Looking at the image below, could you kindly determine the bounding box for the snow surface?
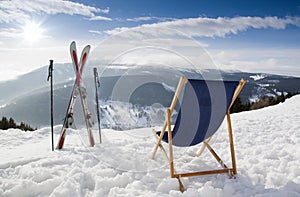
[1,95,300,196]
[99,100,169,130]
[250,74,267,81]
[162,82,176,92]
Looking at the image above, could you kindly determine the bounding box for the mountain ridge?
[1,63,300,128]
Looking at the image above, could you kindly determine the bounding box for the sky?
[0,0,300,81]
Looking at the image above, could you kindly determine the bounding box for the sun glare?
[22,21,44,43]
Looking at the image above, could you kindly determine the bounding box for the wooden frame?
[151,76,246,192]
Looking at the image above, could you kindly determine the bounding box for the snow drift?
[0,95,299,196]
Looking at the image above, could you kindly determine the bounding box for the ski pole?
[47,60,54,151]
[93,67,102,144]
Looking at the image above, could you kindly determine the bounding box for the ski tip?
[70,41,76,46]
[70,41,77,56]
[83,45,91,51]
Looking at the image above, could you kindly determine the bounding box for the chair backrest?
[162,79,239,147]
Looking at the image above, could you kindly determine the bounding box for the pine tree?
[18,122,26,131]
[279,91,285,103]
[1,117,9,130]
[230,96,249,113]
[8,117,17,128]
[0,117,35,131]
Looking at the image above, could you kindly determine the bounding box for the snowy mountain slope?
[0,95,299,196]
[1,65,300,129]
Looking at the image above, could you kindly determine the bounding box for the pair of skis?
[57,41,95,149]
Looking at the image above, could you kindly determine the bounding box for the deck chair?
[151,76,245,192]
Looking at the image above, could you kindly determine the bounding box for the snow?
[250,74,267,81]
[99,100,169,130]
[162,82,175,92]
[0,103,7,109]
[1,95,300,196]
[257,83,270,87]
[275,91,288,97]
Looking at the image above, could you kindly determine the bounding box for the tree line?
[0,117,36,131]
[231,91,299,113]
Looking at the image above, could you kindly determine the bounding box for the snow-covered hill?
[0,95,299,196]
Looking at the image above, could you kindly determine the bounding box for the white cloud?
[126,16,175,22]
[0,45,67,81]
[209,48,300,76]
[89,15,300,77]
[0,28,22,38]
[105,16,300,38]
[0,8,30,23]
[88,28,216,74]
[89,16,112,21]
[127,16,156,22]
[0,0,109,24]
[89,30,103,35]
[100,7,110,14]
[90,27,300,77]
[0,37,107,81]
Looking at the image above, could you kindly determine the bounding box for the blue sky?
[0,0,299,81]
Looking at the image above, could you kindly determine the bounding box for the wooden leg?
[151,121,167,159]
[227,112,237,175]
[153,128,186,192]
[167,109,175,177]
[177,176,185,192]
[197,136,212,157]
[152,76,187,159]
[204,141,229,170]
[152,129,170,162]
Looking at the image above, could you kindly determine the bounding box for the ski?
[56,84,77,149]
[57,41,78,149]
[56,42,79,149]
[75,43,95,147]
[78,85,95,147]
[56,41,95,149]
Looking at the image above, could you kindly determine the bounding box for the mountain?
[0,63,75,106]
[0,64,300,128]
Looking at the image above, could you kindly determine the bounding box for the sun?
[22,21,44,43]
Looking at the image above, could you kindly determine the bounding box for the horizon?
[0,0,300,81]
[2,58,299,83]
[2,62,300,84]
